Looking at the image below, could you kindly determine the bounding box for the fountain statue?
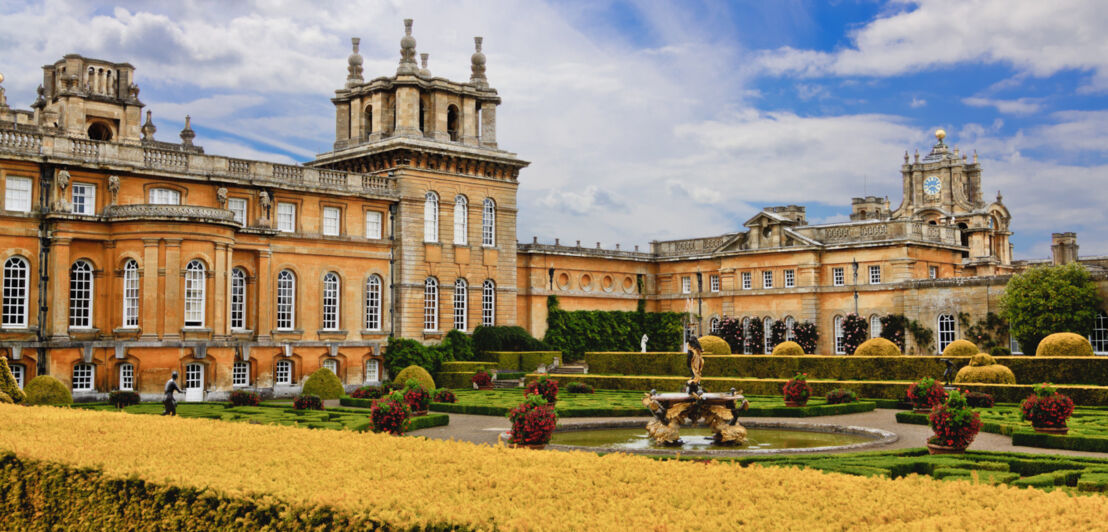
[642,337,749,445]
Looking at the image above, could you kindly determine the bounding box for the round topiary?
[24,375,72,406]
[771,341,804,356]
[1035,332,1094,357]
[941,339,979,357]
[302,367,344,400]
[954,364,1017,384]
[697,335,731,355]
[853,337,902,356]
[969,353,997,367]
[393,365,435,392]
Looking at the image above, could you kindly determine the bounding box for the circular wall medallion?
[602,275,614,292]
[580,274,592,291]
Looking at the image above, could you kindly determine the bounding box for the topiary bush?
[942,339,979,357]
[854,337,902,356]
[293,394,324,410]
[0,358,26,403]
[954,364,1017,384]
[1035,332,1094,357]
[394,365,435,392]
[302,367,344,400]
[825,388,857,404]
[969,353,996,367]
[771,341,804,356]
[0,391,11,404]
[566,382,594,394]
[350,385,385,400]
[108,390,140,409]
[24,375,71,406]
[697,335,731,355]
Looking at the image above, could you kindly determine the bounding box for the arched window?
[72,363,95,391]
[87,122,112,141]
[1090,311,1108,354]
[10,363,23,389]
[447,105,459,141]
[482,198,496,246]
[763,317,774,353]
[364,275,382,331]
[424,191,439,242]
[937,314,956,353]
[453,279,468,331]
[232,361,250,387]
[364,104,373,138]
[185,363,203,390]
[322,272,340,330]
[69,260,94,329]
[118,363,134,391]
[453,195,468,245]
[785,316,796,341]
[870,315,883,339]
[276,270,296,330]
[122,260,139,328]
[365,359,380,384]
[322,358,338,376]
[230,268,246,330]
[424,277,438,331]
[2,256,29,328]
[834,316,845,354]
[710,317,720,335]
[184,260,206,328]
[742,317,751,354]
[274,359,292,385]
[482,280,496,327]
[149,188,181,205]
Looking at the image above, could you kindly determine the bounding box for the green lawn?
[73,402,448,432]
[897,404,1108,453]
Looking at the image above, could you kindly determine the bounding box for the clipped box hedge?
[482,351,562,372]
[436,372,479,389]
[584,353,1108,385]
[897,411,1108,454]
[440,361,498,373]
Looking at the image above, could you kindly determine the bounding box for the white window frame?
[741,272,752,290]
[4,176,32,212]
[424,191,439,243]
[276,202,296,233]
[72,364,95,391]
[276,270,296,330]
[784,269,795,288]
[482,279,496,327]
[365,359,380,384]
[118,363,134,391]
[1010,335,1022,355]
[365,210,382,239]
[11,363,24,389]
[785,316,796,341]
[453,278,468,331]
[834,316,845,354]
[149,188,181,205]
[453,195,468,245]
[1091,311,1108,354]
[322,358,339,376]
[710,274,720,293]
[71,182,96,215]
[322,272,340,330]
[869,265,881,284]
[681,276,691,294]
[762,271,773,289]
[870,315,883,339]
[365,275,382,331]
[228,198,247,226]
[937,314,956,353]
[424,277,439,331]
[184,362,203,390]
[184,260,206,328]
[232,361,249,387]
[833,267,845,286]
[742,317,752,354]
[3,256,30,328]
[230,268,246,330]
[122,260,139,328]
[929,266,938,279]
[275,359,292,385]
[710,317,720,334]
[764,317,774,353]
[322,206,341,236]
[482,198,496,247]
[69,260,94,329]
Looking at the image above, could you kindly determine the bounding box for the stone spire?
[0,72,7,109]
[346,37,364,88]
[141,110,156,140]
[397,19,418,75]
[470,36,487,87]
[419,53,431,78]
[179,115,195,147]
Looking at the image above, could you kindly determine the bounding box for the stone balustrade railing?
[104,203,237,223]
[800,220,961,247]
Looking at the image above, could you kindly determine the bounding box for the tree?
[1001,263,1101,356]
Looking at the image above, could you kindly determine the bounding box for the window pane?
[681,277,690,294]
[69,261,93,328]
[870,315,882,339]
[72,183,96,215]
[785,270,795,288]
[937,314,956,353]
[742,272,751,290]
[233,361,249,386]
[3,257,29,328]
[5,176,32,212]
[184,260,205,327]
[275,360,291,385]
[228,198,247,226]
[11,364,24,389]
[230,269,246,330]
[1091,312,1108,354]
[277,270,295,329]
[482,280,495,327]
[424,192,439,242]
[150,188,180,205]
[869,265,881,284]
[365,211,382,239]
[834,317,844,354]
[323,207,340,236]
[73,364,94,391]
[277,203,296,232]
[833,268,844,286]
[453,279,467,331]
[710,275,720,292]
[763,271,773,289]
[322,272,339,330]
[424,278,438,330]
[365,359,379,383]
[453,196,467,245]
[322,358,338,375]
[365,275,381,330]
[122,260,139,328]
[119,363,133,391]
[482,199,495,246]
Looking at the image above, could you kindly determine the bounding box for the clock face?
[924,176,942,196]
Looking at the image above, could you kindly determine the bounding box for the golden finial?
[0,72,5,84]
[935,129,946,141]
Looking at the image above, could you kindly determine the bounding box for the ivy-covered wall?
[543,296,684,359]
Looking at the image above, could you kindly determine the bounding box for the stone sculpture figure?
[216,187,228,208]
[640,334,648,353]
[685,336,704,394]
[108,175,120,205]
[53,170,71,212]
[258,190,271,226]
[162,371,184,416]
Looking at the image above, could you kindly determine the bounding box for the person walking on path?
[162,371,184,416]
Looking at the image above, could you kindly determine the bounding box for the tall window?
[322,358,338,376]
[72,364,94,391]
[228,198,247,226]
[764,317,774,353]
[937,314,956,353]
[424,191,439,242]
[10,364,23,389]
[365,359,380,384]
[833,267,845,286]
[742,317,752,354]
[869,315,883,339]
[149,188,181,205]
[1091,312,1108,354]
[785,316,796,341]
[741,272,751,290]
[277,202,296,232]
[784,269,795,288]
[185,363,202,389]
[233,361,249,386]
[365,211,382,239]
[4,176,32,212]
[482,198,496,246]
[869,265,881,284]
[365,275,382,331]
[69,260,93,329]
[710,317,720,334]
[482,280,496,327]
[423,277,438,331]
[184,260,206,328]
[122,260,139,328]
[929,266,938,279]
[276,270,295,330]
[453,195,468,245]
[322,272,340,330]
[322,206,341,236]
[274,359,292,385]
[681,276,691,294]
[3,256,29,328]
[72,183,96,215]
[1010,335,1022,355]
[119,363,134,391]
[710,274,720,292]
[834,316,845,354]
[230,268,246,330]
[762,271,773,289]
[453,279,468,331]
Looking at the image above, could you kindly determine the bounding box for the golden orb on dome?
[0,72,5,84]
[935,129,946,141]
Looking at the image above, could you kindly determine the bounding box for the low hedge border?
[481,351,562,372]
[436,371,478,389]
[895,411,1108,453]
[583,353,1108,385]
[425,400,875,418]
[534,375,1108,406]
[440,361,497,373]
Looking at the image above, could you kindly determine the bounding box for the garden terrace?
[897,404,1108,453]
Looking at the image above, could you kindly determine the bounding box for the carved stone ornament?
[257,190,272,226]
[216,187,228,208]
[108,175,120,205]
[53,169,72,212]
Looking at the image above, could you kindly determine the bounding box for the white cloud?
[962,97,1042,115]
[909,97,926,108]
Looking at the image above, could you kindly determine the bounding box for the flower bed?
[72,402,448,432]
[897,403,1108,453]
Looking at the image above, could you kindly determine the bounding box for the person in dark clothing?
[162,371,184,416]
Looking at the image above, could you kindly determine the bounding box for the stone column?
[103,240,117,331]
[461,97,478,146]
[213,243,229,337]
[256,249,272,340]
[141,238,160,338]
[164,239,182,339]
[394,86,421,137]
[479,103,497,148]
[49,238,72,340]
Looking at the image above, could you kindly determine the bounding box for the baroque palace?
[0,20,1105,400]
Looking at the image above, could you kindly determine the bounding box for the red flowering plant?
[433,388,457,403]
[293,394,324,410]
[825,388,857,405]
[229,390,260,407]
[906,377,947,411]
[402,379,431,413]
[350,385,385,399]
[1020,383,1075,429]
[369,391,412,435]
[928,389,982,449]
[507,395,558,446]
[525,376,559,404]
[840,313,869,355]
[782,373,812,405]
[471,370,493,388]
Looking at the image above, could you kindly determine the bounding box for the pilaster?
[163,239,182,339]
[140,238,160,338]
[49,238,72,339]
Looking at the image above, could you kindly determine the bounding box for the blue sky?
[2,0,1106,258]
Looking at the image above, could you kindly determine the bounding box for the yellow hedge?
[955,364,1017,385]
[393,365,435,391]
[3,405,1108,530]
[970,353,997,367]
[23,375,71,406]
[302,368,344,399]
[1036,332,1094,357]
[697,335,731,355]
[771,341,804,356]
[942,339,979,357]
[854,338,902,356]
[0,391,10,404]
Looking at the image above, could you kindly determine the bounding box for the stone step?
[493,379,521,388]
[553,365,587,375]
